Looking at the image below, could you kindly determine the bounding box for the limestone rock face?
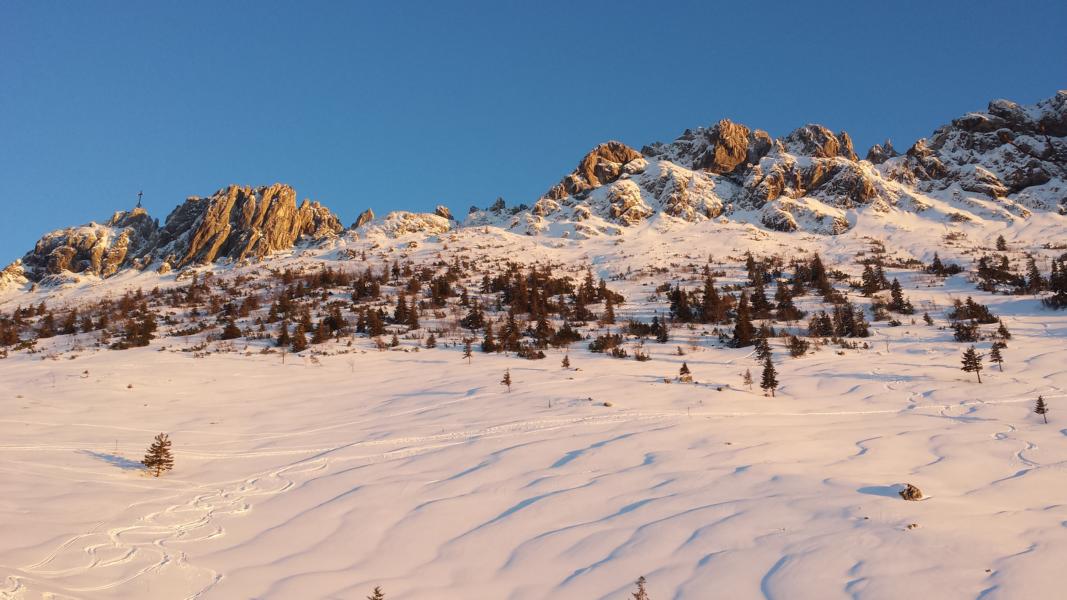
[865,140,899,164]
[155,184,343,267]
[0,259,27,288]
[544,141,646,200]
[17,207,159,281]
[883,91,1067,203]
[353,208,375,228]
[643,119,772,174]
[434,205,453,220]
[781,125,858,160]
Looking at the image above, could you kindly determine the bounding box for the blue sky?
[2,0,1064,263]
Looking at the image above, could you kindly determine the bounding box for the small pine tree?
[679,361,692,382]
[760,356,778,397]
[787,335,809,358]
[989,344,1004,371]
[142,432,174,477]
[602,294,616,325]
[1034,395,1048,424]
[961,346,983,383]
[922,312,933,326]
[996,319,1011,340]
[462,339,473,364]
[754,328,772,361]
[425,333,436,349]
[501,368,512,392]
[290,324,308,353]
[631,576,649,600]
[367,586,385,600]
[996,234,1007,251]
[562,354,570,369]
[221,317,242,340]
[389,333,400,348]
[742,368,753,391]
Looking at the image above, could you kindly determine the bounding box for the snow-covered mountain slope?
[1,92,1067,600]
[0,218,1066,599]
[4,92,1065,290]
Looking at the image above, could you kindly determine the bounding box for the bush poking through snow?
[631,575,650,600]
[898,483,924,501]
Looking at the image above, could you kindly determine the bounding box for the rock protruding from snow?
[642,119,772,174]
[882,91,1067,208]
[898,483,924,501]
[16,207,159,282]
[865,140,899,164]
[781,125,858,160]
[154,184,343,268]
[434,205,453,220]
[359,211,452,237]
[353,208,375,229]
[543,141,646,201]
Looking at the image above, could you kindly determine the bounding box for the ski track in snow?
[3,388,1065,599]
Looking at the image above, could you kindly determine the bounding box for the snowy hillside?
[1,92,1067,600]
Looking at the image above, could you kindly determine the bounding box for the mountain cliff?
[5,91,1065,285]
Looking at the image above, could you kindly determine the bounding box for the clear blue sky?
[2,0,1064,263]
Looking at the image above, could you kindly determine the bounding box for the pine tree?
[425,333,437,349]
[996,234,1007,251]
[482,322,497,353]
[631,576,650,600]
[276,320,291,348]
[462,339,473,364]
[732,292,755,347]
[142,432,174,477]
[290,323,308,352]
[562,354,570,369]
[989,344,1004,371]
[311,319,330,344]
[754,325,772,361]
[742,368,753,391]
[367,586,385,600]
[760,356,778,397]
[501,368,512,392]
[1035,395,1048,424]
[389,333,400,347]
[961,346,983,383]
[678,361,692,382]
[1025,255,1044,293]
[996,319,1011,340]
[221,317,242,340]
[602,294,616,325]
[787,335,809,358]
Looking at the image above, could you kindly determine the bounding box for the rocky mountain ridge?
[5,91,1065,286]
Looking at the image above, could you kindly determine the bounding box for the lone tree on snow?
[1035,395,1049,424]
[631,576,650,600]
[501,368,512,392]
[961,346,984,383]
[760,356,778,397]
[742,368,753,391]
[561,354,570,369]
[462,339,473,364]
[142,432,174,477]
[678,361,692,383]
[367,586,385,600]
